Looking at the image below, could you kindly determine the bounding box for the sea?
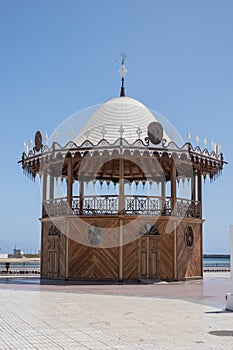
[203,256,230,267]
[0,256,231,271]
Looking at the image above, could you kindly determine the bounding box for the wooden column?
[173,222,178,280]
[198,169,202,218]
[49,173,54,200]
[119,157,124,280]
[119,219,123,281]
[171,160,177,215]
[161,180,166,197]
[161,179,166,213]
[200,222,203,277]
[65,221,69,279]
[67,156,73,214]
[119,158,125,215]
[191,169,196,202]
[42,170,47,217]
[79,177,84,215]
[146,236,149,278]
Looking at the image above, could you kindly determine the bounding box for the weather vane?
[120,53,127,97]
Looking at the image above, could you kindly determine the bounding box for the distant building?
[13,248,23,258]
[0,254,8,259]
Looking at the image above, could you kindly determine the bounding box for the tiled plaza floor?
[0,273,232,349]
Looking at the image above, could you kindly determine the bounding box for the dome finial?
[120,53,127,97]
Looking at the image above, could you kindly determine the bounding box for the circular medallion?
[185,225,194,248]
[148,122,163,145]
[35,131,42,152]
[87,223,102,246]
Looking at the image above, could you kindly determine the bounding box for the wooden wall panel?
[41,219,68,279]
[40,215,203,281]
[123,240,138,280]
[69,241,119,279]
[41,221,50,277]
[177,221,202,279]
[59,233,66,278]
[158,220,174,280]
[68,218,119,279]
[68,217,120,248]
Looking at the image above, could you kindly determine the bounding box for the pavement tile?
[0,274,233,349]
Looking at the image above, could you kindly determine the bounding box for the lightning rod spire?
[120,53,127,97]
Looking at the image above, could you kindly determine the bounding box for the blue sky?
[0,0,232,254]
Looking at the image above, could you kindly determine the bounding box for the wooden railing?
[43,196,200,218]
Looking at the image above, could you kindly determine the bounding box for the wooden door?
[139,236,148,278]
[139,236,160,279]
[48,237,59,277]
[149,236,160,278]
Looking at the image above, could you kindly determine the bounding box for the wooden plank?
[177,221,202,279]
[123,240,138,280]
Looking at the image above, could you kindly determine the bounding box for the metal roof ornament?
[24,141,28,154]
[211,140,216,152]
[204,137,207,148]
[119,53,127,97]
[53,130,58,142]
[186,131,191,142]
[136,126,142,139]
[119,125,124,137]
[69,129,74,141]
[44,133,48,145]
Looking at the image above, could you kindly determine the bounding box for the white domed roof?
[75,96,169,145]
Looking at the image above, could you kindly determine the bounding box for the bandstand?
[19,62,224,281]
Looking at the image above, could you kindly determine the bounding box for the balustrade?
[43,195,200,218]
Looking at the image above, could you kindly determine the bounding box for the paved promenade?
[0,273,232,349]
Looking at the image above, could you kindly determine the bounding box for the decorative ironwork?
[176,198,200,218]
[87,223,102,246]
[72,197,80,215]
[43,196,201,218]
[44,198,68,217]
[147,122,163,145]
[72,195,119,216]
[34,131,43,152]
[125,196,171,216]
[185,225,194,248]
